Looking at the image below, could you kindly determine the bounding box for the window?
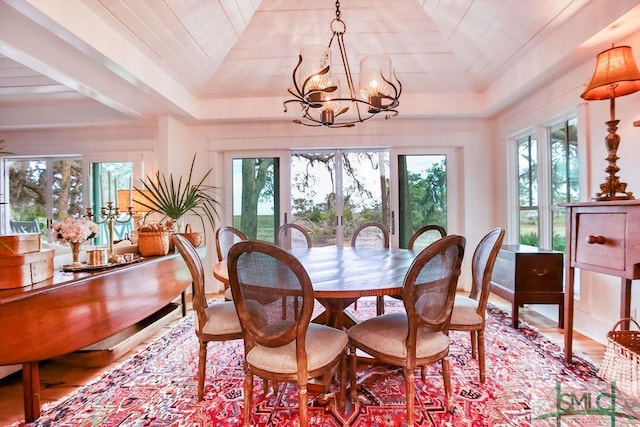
[4,156,84,240]
[518,134,538,245]
[515,118,579,251]
[550,118,579,251]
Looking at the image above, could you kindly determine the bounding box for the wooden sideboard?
[0,252,193,422]
[490,244,564,329]
[564,200,640,363]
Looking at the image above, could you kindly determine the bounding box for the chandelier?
[283,1,402,128]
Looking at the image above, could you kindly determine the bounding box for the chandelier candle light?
[581,44,640,201]
[283,1,401,128]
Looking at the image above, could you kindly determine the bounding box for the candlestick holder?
[87,202,134,262]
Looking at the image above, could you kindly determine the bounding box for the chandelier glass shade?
[283,2,401,128]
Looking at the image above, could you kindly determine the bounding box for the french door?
[225,147,457,248]
[290,149,389,246]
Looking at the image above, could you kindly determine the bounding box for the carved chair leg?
[298,384,309,427]
[198,341,207,400]
[478,330,486,383]
[404,367,415,426]
[442,356,452,411]
[339,350,347,411]
[243,372,254,427]
[470,331,478,359]
[349,343,358,403]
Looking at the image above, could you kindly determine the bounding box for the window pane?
[518,135,538,207]
[567,117,579,203]
[7,157,83,241]
[8,159,48,238]
[519,208,538,246]
[552,208,566,252]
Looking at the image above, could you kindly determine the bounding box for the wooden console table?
[0,252,194,422]
[564,200,640,363]
[490,244,564,329]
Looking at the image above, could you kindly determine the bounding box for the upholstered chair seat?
[348,313,450,359]
[246,323,348,374]
[449,295,482,326]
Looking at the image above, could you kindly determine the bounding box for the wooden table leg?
[564,266,574,363]
[22,362,40,423]
[314,298,358,329]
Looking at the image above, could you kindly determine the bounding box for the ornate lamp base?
[594,119,634,201]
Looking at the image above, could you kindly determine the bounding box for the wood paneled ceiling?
[1,0,639,130]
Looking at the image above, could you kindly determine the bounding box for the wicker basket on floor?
[137,230,170,256]
[598,317,640,397]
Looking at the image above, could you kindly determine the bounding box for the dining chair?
[227,240,348,427]
[408,224,447,252]
[215,226,248,300]
[173,234,267,401]
[9,220,40,234]
[348,235,466,426]
[215,225,248,261]
[351,222,389,315]
[277,223,312,250]
[449,227,504,383]
[350,221,390,248]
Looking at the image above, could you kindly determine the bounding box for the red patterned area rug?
[17,298,640,426]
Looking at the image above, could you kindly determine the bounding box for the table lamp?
[581,44,640,201]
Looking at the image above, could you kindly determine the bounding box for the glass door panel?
[89,162,134,246]
[290,150,389,247]
[341,151,389,246]
[290,152,337,246]
[231,157,280,243]
[397,154,447,248]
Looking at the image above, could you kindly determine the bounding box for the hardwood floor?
[0,292,605,426]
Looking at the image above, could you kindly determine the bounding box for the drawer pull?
[532,268,548,276]
[586,235,606,244]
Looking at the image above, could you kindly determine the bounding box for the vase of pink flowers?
[52,217,99,266]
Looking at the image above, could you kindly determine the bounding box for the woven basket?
[598,318,640,397]
[178,224,203,248]
[137,230,170,256]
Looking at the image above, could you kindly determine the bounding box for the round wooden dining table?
[213,245,417,329]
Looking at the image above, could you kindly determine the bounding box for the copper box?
[0,233,41,256]
[0,249,54,289]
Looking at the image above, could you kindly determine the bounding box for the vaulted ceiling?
[1,0,639,130]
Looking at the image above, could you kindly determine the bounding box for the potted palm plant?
[134,154,221,236]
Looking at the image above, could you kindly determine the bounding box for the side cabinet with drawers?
[490,244,564,329]
[563,200,640,363]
